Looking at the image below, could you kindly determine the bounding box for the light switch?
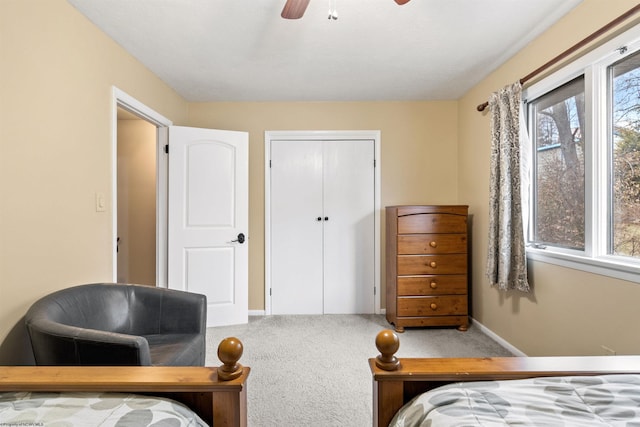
[95,192,106,212]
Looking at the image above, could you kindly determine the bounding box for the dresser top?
[386,205,468,216]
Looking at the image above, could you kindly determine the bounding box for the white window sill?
[526,247,640,284]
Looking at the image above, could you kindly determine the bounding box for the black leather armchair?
[25,283,206,366]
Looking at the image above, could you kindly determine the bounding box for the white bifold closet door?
[270,139,375,314]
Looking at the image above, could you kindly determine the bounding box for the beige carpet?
[206,315,512,427]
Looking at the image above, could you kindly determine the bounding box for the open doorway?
[112,87,172,287]
[116,107,157,285]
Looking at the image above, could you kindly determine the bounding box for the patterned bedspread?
[0,391,207,426]
[390,374,640,426]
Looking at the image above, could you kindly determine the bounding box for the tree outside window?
[531,77,585,250]
[612,50,640,258]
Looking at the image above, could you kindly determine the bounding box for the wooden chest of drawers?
[385,205,469,332]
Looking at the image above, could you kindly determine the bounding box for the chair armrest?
[27,320,152,365]
[73,328,152,365]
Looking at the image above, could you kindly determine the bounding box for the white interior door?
[168,126,248,327]
[323,140,375,313]
[270,140,324,314]
[269,139,375,315]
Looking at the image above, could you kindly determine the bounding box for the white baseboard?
[471,317,527,356]
[250,310,385,316]
[249,310,265,317]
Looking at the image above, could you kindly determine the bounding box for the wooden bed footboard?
[0,337,249,427]
[370,329,640,427]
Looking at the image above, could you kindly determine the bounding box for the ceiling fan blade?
[281,0,311,19]
[394,0,411,4]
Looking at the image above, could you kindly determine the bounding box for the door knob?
[317,217,322,221]
[231,233,245,244]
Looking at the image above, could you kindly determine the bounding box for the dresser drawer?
[397,254,467,275]
[398,234,467,255]
[397,275,467,296]
[397,296,468,317]
[397,213,467,234]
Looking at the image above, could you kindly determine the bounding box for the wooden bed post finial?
[217,337,244,381]
[375,329,400,371]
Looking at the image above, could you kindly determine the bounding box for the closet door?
[270,140,324,314]
[323,140,375,313]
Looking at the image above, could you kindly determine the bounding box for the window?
[611,50,640,258]
[525,24,640,281]
[530,76,585,250]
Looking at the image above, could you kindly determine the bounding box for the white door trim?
[111,87,172,287]
[264,130,382,315]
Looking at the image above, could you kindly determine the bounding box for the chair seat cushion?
[145,333,205,366]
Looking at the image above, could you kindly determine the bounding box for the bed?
[0,337,249,426]
[370,329,640,427]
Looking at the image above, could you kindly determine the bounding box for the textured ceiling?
[67,0,583,102]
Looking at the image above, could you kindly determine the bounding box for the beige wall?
[458,0,640,356]
[117,119,157,286]
[0,0,188,363]
[187,101,460,310]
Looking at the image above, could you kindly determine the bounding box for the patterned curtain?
[486,82,531,292]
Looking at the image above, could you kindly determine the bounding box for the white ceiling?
[67,0,583,102]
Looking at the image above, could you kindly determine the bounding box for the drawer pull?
[430,281,437,289]
[429,261,437,268]
[430,241,437,248]
[430,303,438,310]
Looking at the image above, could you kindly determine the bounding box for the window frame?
[523,24,640,283]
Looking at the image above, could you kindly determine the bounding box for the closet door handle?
[317,217,322,221]
[324,217,329,221]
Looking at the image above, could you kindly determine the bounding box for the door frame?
[111,87,172,287]
[264,130,382,315]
